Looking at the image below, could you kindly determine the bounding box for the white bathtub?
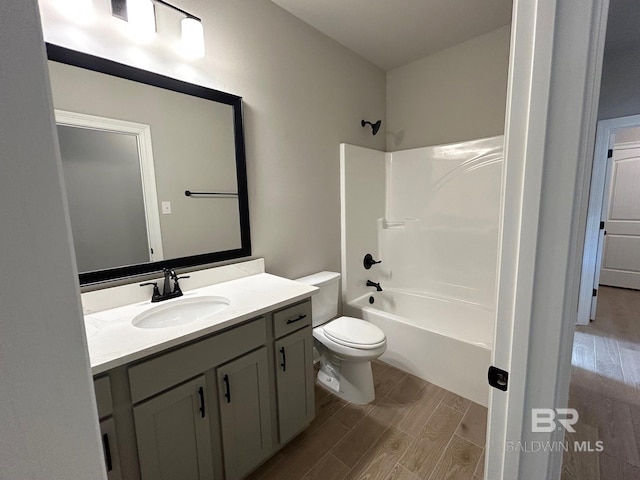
[345,290,493,406]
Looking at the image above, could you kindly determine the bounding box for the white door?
[577,118,640,324]
[55,110,164,270]
[588,138,615,321]
[599,144,640,290]
[485,0,609,478]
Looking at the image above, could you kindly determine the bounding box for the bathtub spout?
[366,280,383,292]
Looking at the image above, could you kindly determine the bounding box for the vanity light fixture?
[181,16,205,58]
[127,0,156,40]
[153,0,205,58]
[111,0,205,58]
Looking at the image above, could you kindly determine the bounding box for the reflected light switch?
[162,201,172,214]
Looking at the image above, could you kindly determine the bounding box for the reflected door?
[600,145,640,290]
[58,123,159,272]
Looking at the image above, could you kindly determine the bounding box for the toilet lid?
[323,316,386,349]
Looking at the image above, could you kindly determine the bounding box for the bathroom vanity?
[49,43,318,479]
[84,264,316,480]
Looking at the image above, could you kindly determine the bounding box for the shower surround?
[341,136,503,405]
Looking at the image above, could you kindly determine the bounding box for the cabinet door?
[217,347,272,480]
[100,418,122,480]
[275,326,315,443]
[134,376,214,480]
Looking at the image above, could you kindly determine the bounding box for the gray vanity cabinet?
[133,376,214,480]
[94,298,316,480]
[274,326,314,443]
[216,347,272,480]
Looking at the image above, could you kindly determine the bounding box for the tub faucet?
[366,280,383,292]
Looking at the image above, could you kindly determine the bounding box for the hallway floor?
[247,361,488,480]
[561,286,640,479]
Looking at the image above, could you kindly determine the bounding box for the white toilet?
[296,271,387,404]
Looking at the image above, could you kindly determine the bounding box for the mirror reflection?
[46,45,250,284]
[58,122,153,272]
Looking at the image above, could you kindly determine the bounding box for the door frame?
[486,0,609,478]
[55,110,164,263]
[577,114,640,324]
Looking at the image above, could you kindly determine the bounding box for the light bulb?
[127,0,156,42]
[181,17,205,58]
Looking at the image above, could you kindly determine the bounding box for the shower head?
[361,119,382,136]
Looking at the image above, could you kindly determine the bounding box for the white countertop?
[85,273,317,375]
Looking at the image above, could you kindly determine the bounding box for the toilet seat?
[323,316,386,350]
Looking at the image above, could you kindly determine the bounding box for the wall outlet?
[161,201,172,214]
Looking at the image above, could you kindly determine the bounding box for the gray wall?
[386,25,511,150]
[40,0,386,280]
[598,45,640,120]
[0,1,105,478]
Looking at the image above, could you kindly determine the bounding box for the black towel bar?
[184,190,238,197]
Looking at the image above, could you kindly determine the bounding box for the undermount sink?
[132,296,230,329]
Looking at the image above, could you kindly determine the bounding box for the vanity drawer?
[273,300,312,339]
[128,317,266,404]
[94,375,113,419]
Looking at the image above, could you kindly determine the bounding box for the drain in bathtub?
[369,296,375,304]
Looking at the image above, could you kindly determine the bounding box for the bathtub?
[345,290,493,406]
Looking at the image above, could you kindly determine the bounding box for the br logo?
[531,408,579,433]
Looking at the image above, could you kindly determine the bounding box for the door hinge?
[600,221,605,230]
[593,288,598,297]
[488,366,509,391]
[608,148,613,158]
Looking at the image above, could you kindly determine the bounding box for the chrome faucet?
[140,268,190,302]
[366,280,383,292]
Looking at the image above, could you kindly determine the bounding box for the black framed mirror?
[46,44,251,285]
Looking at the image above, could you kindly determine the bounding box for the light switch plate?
[161,201,172,214]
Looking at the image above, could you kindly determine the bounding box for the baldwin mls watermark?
[505,408,604,453]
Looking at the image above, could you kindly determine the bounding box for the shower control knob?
[363,253,382,270]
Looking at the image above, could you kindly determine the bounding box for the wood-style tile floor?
[561,286,640,480]
[247,361,488,480]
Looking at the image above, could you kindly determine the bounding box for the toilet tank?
[295,271,341,327]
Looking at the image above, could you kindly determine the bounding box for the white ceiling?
[270,0,513,71]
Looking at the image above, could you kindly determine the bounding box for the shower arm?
[361,119,381,135]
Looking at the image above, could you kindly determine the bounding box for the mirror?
[46,44,251,285]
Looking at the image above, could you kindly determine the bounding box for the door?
[275,327,315,443]
[485,0,609,478]
[217,347,272,480]
[599,145,640,289]
[577,120,640,324]
[588,141,615,321]
[133,376,214,480]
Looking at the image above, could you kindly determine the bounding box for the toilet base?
[317,357,375,404]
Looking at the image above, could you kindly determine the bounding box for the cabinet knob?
[102,433,113,472]
[223,374,231,403]
[198,386,206,418]
[286,314,306,325]
[280,347,287,372]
